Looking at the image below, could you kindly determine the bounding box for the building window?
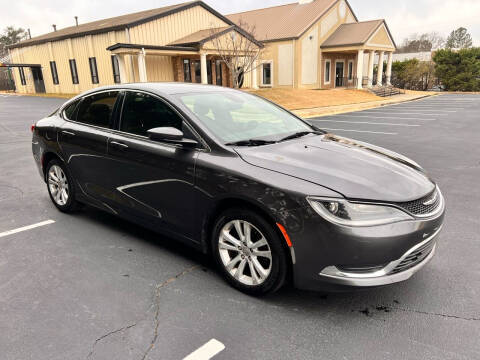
[183,59,191,82]
[207,60,213,84]
[325,60,331,84]
[50,61,59,85]
[215,60,222,86]
[193,60,201,83]
[69,59,79,84]
[18,67,26,85]
[89,57,99,84]
[111,55,121,83]
[261,61,272,86]
[348,60,353,81]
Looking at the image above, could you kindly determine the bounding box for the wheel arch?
[202,196,294,279]
[41,152,65,181]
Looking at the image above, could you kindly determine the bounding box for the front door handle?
[110,141,129,149]
[61,130,76,137]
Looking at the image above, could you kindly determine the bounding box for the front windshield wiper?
[225,139,277,147]
[278,131,322,142]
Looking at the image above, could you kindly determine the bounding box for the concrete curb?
[295,93,439,119]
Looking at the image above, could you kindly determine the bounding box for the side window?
[120,92,191,138]
[76,91,119,128]
[63,100,81,120]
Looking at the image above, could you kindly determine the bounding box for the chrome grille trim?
[394,186,444,218]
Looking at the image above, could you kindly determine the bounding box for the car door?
[106,90,201,240]
[58,90,121,202]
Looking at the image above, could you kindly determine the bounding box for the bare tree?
[397,32,445,53]
[209,20,263,88]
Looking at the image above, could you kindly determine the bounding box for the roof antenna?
[52,24,57,32]
[75,16,78,26]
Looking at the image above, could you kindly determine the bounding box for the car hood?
[235,134,435,202]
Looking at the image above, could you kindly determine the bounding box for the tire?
[45,159,79,213]
[211,208,288,295]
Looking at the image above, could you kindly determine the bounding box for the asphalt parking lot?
[1,93,479,360]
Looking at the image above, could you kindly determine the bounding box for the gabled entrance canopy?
[321,19,396,89]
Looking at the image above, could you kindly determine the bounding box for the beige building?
[7,0,396,94]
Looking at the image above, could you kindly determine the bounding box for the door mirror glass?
[147,127,183,141]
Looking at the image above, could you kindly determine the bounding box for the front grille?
[390,240,435,274]
[395,187,441,217]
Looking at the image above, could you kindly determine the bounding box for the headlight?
[307,197,413,226]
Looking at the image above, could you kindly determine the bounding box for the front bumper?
[317,225,441,287]
[289,191,445,291]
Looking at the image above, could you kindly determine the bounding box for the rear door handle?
[61,130,76,137]
[110,141,129,149]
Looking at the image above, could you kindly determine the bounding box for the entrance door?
[31,67,46,93]
[335,62,344,87]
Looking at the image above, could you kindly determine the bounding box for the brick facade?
[171,55,232,87]
[321,52,357,89]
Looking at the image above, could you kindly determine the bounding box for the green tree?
[433,48,480,91]
[0,26,28,60]
[445,27,473,49]
[391,59,436,90]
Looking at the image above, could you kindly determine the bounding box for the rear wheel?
[46,159,79,212]
[211,208,288,295]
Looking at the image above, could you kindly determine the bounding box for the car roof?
[80,82,236,97]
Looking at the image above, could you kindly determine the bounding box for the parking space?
[1,94,479,360]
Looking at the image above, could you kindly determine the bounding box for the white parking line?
[335,114,436,121]
[183,339,225,360]
[321,128,397,135]
[314,119,420,127]
[0,220,55,238]
[359,111,447,116]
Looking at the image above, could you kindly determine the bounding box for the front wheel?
[211,208,288,295]
[45,159,79,212]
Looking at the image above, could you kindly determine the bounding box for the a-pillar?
[200,53,208,84]
[138,49,148,82]
[367,50,375,88]
[116,54,128,84]
[386,51,393,86]
[376,51,385,86]
[356,49,364,89]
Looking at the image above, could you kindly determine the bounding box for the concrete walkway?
[293,92,439,118]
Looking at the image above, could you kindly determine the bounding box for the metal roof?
[321,20,396,48]
[8,1,235,49]
[226,0,357,42]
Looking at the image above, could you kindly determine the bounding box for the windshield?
[177,91,314,144]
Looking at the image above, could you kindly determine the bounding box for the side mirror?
[147,127,198,147]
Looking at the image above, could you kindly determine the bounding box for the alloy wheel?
[48,165,69,206]
[218,220,272,286]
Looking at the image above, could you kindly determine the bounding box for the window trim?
[347,60,354,82]
[324,60,331,84]
[111,55,121,84]
[50,61,59,85]
[69,59,79,84]
[19,67,26,85]
[260,60,273,87]
[89,57,99,84]
[115,89,208,151]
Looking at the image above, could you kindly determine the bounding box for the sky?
[1,0,479,46]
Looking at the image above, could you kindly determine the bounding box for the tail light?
[31,124,36,133]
